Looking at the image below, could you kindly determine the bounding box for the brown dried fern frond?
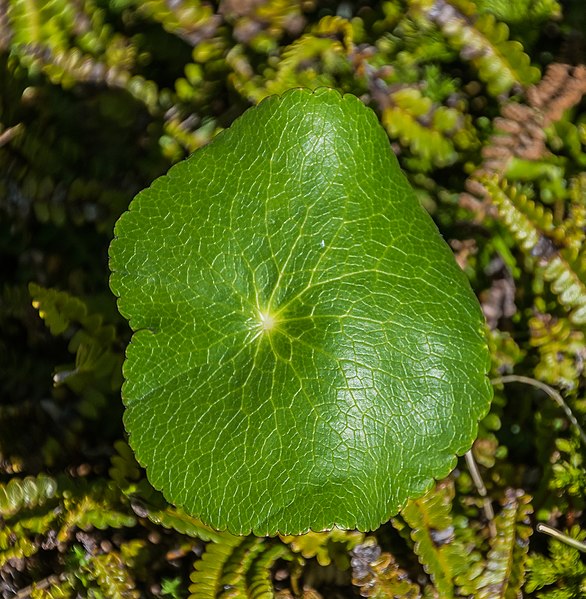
[527,63,586,123]
[462,62,586,217]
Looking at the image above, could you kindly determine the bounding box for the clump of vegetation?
[1,1,586,597]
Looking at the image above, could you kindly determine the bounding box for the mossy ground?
[1,1,586,597]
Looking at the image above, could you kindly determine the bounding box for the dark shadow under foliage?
[1,0,586,597]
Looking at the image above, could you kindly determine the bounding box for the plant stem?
[465,450,496,537]
[537,523,586,552]
[491,375,586,447]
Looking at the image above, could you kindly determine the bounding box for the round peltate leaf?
[109,88,492,536]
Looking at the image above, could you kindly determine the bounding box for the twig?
[492,375,586,447]
[537,523,586,552]
[0,123,23,147]
[14,575,64,599]
[465,450,496,537]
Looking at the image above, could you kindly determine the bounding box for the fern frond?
[229,35,332,102]
[45,477,135,543]
[141,498,231,543]
[311,15,355,51]
[487,328,525,375]
[29,283,123,417]
[0,475,135,569]
[280,528,364,567]
[6,0,162,111]
[29,283,89,336]
[189,535,247,598]
[479,176,552,251]
[469,64,586,186]
[351,538,421,598]
[7,0,78,49]
[146,505,220,541]
[474,0,561,24]
[0,475,60,567]
[231,15,356,103]
[380,87,462,168]
[219,536,267,597]
[542,255,586,324]
[189,535,293,599]
[29,576,75,599]
[60,491,135,539]
[0,520,44,567]
[163,114,220,156]
[527,64,586,125]
[551,436,586,498]
[470,489,532,599]
[479,176,586,324]
[262,34,346,100]
[133,0,219,46]
[0,473,57,517]
[90,551,140,599]
[561,175,586,260]
[29,283,118,352]
[220,0,307,54]
[530,313,585,390]
[247,543,293,599]
[526,525,586,596]
[399,480,469,597]
[420,0,539,96]
[93,552,140,598]
[109,440,142,491]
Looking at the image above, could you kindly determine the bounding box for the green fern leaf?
[231,16,355,103]
[475,0,561,23]
[58,479,135,542]
[422,1,540,95]
[470,490,532,598]
[0,474,57,517]
[0,508,58,567]
[90,551,140,599]
[109,440,142,491]
[0,525,40,567]
[142,499,234,543]
[400,480,469,598]
[542,255,586,325]
[29,283,88,336]
[529,314,584,390]
[189,536,248,598]
[381,88,463,168]
[280,528,364,567]
[30,577,75,599]
[247,543,293,599]
[481,176,586,324]
[219,537,267,597]
[189,536,292,599]
[526,525,586,596]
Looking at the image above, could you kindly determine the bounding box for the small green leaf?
[109,88,492,536]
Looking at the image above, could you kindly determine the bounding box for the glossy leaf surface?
[109,88,492,535]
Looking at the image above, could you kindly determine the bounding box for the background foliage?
[1,0,585,596]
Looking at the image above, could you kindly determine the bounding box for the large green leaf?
[109,88,492,536]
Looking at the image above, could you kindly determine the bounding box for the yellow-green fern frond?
[470,490,532,598]
[414,0,540,95]
[400,480,469,597]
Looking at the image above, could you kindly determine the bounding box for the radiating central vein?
[259,310,278,332]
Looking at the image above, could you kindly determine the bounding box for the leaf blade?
[110,88,492,535]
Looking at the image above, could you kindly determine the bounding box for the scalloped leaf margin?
[109,88,492,535]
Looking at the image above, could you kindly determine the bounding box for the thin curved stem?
[465,450,496,537]
[492,375,586,447]
[537,523,586,552]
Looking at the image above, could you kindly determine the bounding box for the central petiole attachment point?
[259,310,278,332]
